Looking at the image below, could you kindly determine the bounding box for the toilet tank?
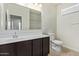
[48,33,56,41]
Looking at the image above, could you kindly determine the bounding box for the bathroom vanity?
[0,3,49,56]
[0,36,49,56]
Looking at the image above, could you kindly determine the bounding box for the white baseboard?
[63,45,79,52]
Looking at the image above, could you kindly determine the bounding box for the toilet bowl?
[52,40,63,45]
[48,33,63,45]
[48,33,63,52]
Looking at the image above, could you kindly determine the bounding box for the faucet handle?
[12,32,18,38]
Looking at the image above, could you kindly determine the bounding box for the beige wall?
[42,3,57,33]
[57,3,79,52]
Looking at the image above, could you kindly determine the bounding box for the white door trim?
[61,4,79,16]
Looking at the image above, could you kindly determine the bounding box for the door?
[33,38,42,56]
[16,40,32,56]
[0,43,16,56]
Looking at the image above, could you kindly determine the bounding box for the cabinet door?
[42,37,50,56]
[33,38,42,56]
[0,43,16,56]
[16,40,32,56]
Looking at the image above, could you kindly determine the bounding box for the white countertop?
[0,34,49,45]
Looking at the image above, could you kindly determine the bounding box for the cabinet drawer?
[0,43,16,56]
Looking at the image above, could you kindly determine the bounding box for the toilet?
[48,33,63,52]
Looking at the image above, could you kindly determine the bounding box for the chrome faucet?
[13,32,18,38]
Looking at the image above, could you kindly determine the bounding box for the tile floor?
[49,47,79,56]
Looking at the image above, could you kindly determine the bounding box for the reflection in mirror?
[10,15,22,30]
[6,14,22,30]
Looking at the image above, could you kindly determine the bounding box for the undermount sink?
[0,38,13,42]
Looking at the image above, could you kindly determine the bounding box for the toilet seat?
[52,40,63,45]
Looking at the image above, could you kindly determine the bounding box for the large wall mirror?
[0,3,41,31]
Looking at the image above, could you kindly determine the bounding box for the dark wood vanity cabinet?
[16,40,32,56]
[33,38,42,56]
[42,37,50,56]
[0,37,49,56]
[0,43,16,56]
[33,37,50,56]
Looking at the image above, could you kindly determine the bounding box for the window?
[30,9,41,29]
